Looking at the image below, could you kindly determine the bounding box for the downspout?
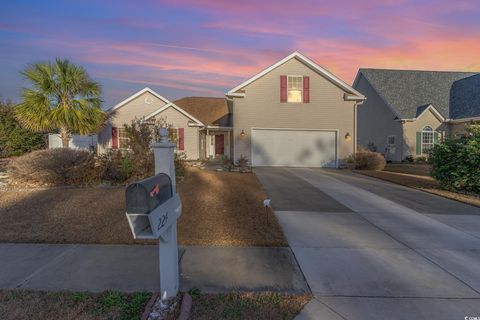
[354,102,358,154]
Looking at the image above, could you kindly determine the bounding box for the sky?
[1,0,479,108]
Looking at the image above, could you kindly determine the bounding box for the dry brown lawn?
[0,167,287,246]
[355,169,480,208]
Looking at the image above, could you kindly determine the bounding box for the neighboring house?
[48,133,97,151]
[226,51,365,167]
[353,69,480,162]
[97,88,232,160]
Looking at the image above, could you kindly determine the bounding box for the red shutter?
[280,75,287,103]
[178,128,184,151]
[111,127,118,149]
[303,76,310,103]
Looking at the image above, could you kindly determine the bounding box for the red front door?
[215,134,224,155]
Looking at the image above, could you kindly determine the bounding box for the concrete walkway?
[255,167,480,320]
[0,244,308,293]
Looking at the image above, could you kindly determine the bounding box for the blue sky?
[1,0,479,107]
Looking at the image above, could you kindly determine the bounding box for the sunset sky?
[1,0,479,107]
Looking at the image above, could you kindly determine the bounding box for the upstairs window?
[287,75,303,103]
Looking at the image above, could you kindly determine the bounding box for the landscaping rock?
[147,294,180,320]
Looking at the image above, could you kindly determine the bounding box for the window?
[287,75,303,103]
[421,126,434,153]
[387,135,395,146]
[168,127,178,147]
[387,135,396,154]
[118,127,129,149]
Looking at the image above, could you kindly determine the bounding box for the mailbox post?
[125,127,181,300]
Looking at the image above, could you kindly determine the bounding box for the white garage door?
[251,128,337,167]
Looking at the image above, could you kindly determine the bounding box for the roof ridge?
[174,96,225,100]
[360,68,479,74]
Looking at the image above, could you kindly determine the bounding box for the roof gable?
[107,87,170,112]
[144,102,204,126]
[227,51,365,100]
[357,69,478,120]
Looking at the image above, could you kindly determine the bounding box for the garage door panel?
[252,129,337,167]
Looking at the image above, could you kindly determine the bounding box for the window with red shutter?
[280,75,287,102]
[111,127,118,149]
[303,76,310,103]
[178,128,184,151]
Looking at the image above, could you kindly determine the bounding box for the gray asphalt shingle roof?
[450,74,480,119]
[358,69,479,120]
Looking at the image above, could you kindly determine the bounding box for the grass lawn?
[355,164,480,208]
[189,292,311,320]
[0,290,309,320]
[0,167,287,246]
[0,290,152,320]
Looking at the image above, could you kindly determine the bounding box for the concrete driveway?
[255,167,480,320]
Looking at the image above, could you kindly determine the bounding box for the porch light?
[345,132,351,141]
[240,130,246,138]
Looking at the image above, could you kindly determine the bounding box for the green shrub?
[354,150,386,170]
[0,101,45,157]
[430,124,480,193]
[9,148,96,186]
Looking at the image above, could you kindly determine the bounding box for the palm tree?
[16,58,105,147]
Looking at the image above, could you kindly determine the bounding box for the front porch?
[199,127,233,160]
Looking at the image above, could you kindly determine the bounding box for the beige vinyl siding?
[449,122,470,136]
[232,57,356,163]
[151,106,200,160]
[98,91,168,153]
[355,74,404,162]
[402,108,448,158]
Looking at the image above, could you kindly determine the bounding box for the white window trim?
[421,126,434,154]
[387,135,396,147]
[287,75,303,104]
[117,127,130,150]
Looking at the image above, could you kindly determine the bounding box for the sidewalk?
[0,243,308,293]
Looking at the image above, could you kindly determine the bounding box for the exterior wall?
[402,109,448,158]
[232,58,357,164]
[355,74,404,162]
[49,134,97,150]
[151,106,200,160]
[98,91,168,153]
[449,122,469,136]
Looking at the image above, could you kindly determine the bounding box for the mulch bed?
[0,167,287,246]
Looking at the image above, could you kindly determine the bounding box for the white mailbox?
[125,128,182,300]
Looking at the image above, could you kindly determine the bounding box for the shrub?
[0,101,45,157]
[430,124,480,193]
[9,148,96,186]
[354,150,386,170]
[405,155,415,163]
[96,150,136,183]
[415,156,427,163]
[175,152,187,178]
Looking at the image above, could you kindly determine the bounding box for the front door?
[215,134,224,155]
